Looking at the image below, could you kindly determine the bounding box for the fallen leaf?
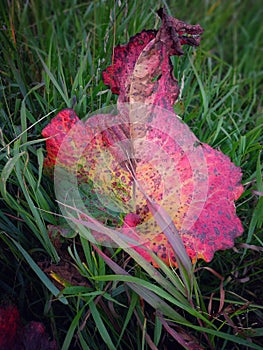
[42,8,243,266]
[0,304,57,350]
[0,304,20,349]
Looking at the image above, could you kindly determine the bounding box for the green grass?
[0,0,262,349]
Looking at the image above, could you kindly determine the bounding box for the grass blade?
[4,234,67,305]
[89,301,116,350]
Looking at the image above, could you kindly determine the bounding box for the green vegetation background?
[0,1,262,349]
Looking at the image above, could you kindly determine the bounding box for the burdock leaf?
[42,8,243,267]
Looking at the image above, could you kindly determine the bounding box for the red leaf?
[0,305,57,350]
[0,304,20,349]
[42,9,243,266]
